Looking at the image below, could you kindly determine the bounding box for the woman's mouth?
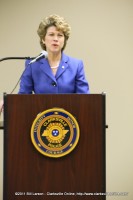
[52,44,58,47]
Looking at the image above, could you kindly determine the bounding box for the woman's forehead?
[47,25,63,33]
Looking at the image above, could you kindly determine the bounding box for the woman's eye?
[48,33,64,37]
[59,35,63,37]
[49,33,54,36]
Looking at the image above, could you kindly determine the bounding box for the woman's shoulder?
[62,53,83,64]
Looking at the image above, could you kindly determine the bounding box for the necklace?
[50,66,59,69]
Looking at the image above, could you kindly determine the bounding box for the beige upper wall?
[0,0,133,199]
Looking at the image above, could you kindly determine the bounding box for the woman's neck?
[48,52,61,67]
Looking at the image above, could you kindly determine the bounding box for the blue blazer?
[18,53,90,94]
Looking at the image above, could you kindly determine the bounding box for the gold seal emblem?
[31,108,80,158]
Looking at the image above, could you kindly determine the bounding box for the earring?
[42,39,45,44]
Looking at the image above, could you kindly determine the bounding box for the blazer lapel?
[39,53,69,81]
[39,58,56,81]
[56,53,69,79]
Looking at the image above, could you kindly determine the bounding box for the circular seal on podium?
[31,108,80,158]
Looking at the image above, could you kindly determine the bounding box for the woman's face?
[43,25,65,54]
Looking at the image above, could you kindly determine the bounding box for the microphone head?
[28,50,48,65]
[41,50,48,58]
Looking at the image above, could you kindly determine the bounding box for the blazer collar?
[39,53,69,81]
[39,58,54,81]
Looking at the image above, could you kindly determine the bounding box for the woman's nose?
[53,35,58,40]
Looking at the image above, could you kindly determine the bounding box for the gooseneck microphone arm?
[0,51,48,63]
[0,56,32,62]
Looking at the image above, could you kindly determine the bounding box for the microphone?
[28,50,48,64]
[0,56,31,62]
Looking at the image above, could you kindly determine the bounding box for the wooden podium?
[3,94,106,200]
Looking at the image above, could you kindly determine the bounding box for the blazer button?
[52,82,57,86]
